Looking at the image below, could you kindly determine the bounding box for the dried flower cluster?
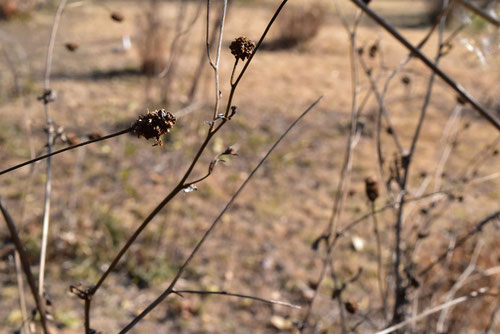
[229,37,255,61]
[364,176,379,202]
[133,109,176,146]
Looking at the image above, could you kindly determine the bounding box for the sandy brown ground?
[0,0,499,333]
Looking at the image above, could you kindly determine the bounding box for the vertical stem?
[38,0,68,301]
[371,201,387,318]
[14,251,32,334]
[392,0,449,324]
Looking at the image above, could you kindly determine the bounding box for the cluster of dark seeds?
[133,109,176,146]
[229,37,255,61]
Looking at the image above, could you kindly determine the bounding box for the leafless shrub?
[1,0,500,333]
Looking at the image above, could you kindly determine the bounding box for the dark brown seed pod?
[65,43,79,52]
[344,301,358,314]
[110,12,124,22]
[369,43,378,58]
[229,36,255,61]
[65,132,80,146]
[364,176,379,202]
[457,95,467,105]
[133,109,176,146]
[87,130,105,140]
[401,75,411,85]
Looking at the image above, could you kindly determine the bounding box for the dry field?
[0,0,499,333]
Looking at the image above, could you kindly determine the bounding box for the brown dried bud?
[221,146,238,156]
[369,43,378,58]
[65,43,79,52]
[457,95,467,105]
[65,132,80,146]
[344,301,358,314]
[87,130,105,140]
[364,176,379,202]
[229,37,255,61]
[133,109,176,146]
[110,12,124,22]
[401,75,411,85]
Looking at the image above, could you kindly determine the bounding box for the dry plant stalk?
[64,1,291,332]
[2,0,500,332]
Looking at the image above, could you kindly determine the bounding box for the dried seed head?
[110,12,124,22]
[401,75,411,85]
[64,132,80,146]
[87,130,105,140]
[344,301,358,314]
[457,95,467,105]
[133,108,176,146]
[65,42,79,52]
[229,37,255,61]
[364,176,379,202]
[369,43,378,58]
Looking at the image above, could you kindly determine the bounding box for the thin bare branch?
[350,0,500,132]
[119,97,322,333]
[0,197,49,334]
[375,287,496,334]
[455,0,500,27]
[39,0,68,303]
[14,251,32,334]
[174,289,301,309]
[0,128,132,176]
[419,211,500,276]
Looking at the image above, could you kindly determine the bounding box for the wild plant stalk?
[300,4,363,330]
[119,97,321,333]
[0,197,49,334]
[350,0,500,131]
[38,0,68,304]
[0,128,132,176]
[436,241,483,332]
[370,201,387,318]
[186,1,229,104]
[418,210,500,277]
[173,290,301,309]
[14,251,31,334]
[485,301,500,333]
[375,286,497,334]
[391,1,449,323]
[455,0,500,27]
[363,4,452,198]
[73,1,290,332]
